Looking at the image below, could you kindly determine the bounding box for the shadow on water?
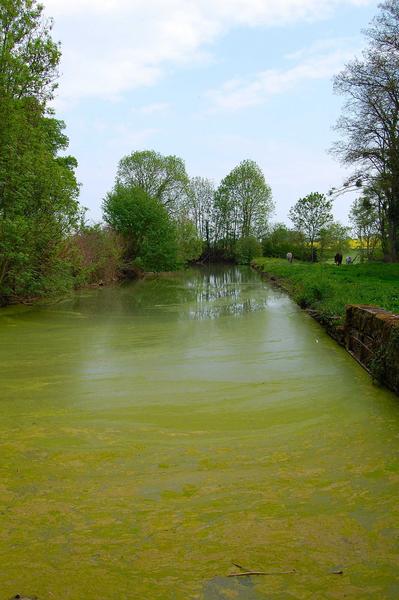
[201,576,266,600]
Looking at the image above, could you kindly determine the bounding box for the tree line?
[0,0,398,306]
[102,151,274,271]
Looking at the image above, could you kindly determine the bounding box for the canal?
[1,266,398,599]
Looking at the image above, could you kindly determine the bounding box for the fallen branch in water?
[228,569,296,577]
[232,563,251,572]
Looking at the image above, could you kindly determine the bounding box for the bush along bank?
[252,257,399,395]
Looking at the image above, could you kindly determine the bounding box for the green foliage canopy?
[289,192,333,261]
[214,160,273,248]
[175,218,202,264]
[0,0,60,102]
[349,197,380,260]
[318,221,351,259]
[262,223,306,260]
[115,150,189,216]
[235,236,262,264]
[103,186,179,272]
[0,0,80,304]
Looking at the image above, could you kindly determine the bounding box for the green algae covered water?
[1,266,399,599]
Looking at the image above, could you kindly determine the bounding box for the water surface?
[1,266,399,599]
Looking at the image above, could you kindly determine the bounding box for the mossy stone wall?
[345,305,399,394]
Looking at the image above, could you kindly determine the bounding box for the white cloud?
[205,40,358,111]
[44,0,372,104]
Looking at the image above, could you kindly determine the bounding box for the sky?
[44,0,380,225]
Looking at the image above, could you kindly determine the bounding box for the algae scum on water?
[1,266,399,599]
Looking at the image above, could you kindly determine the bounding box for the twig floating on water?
[232,562,251,572]
[228,570,296,577]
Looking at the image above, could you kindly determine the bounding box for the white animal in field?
[286,252,293,263]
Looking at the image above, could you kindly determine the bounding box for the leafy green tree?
[318,222,351,260]
[288,193,333,261]
[103,186,178,272]
[262,223,306,259]
[349,197,380,260]
[0,0,80,304]
[333,0,399,261]
[176,218,202,264]
[115,150,189,216]
[235,236,262,264]
[213,160,273,253]
[0,0,60,101]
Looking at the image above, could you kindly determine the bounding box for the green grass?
[252,258,399,324]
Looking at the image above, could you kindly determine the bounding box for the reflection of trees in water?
[188,297,269,321]
[186,266,269,320]
[69,277,194,316]
[49,266,269,392]
[187,273,241,304]
[66,265,267,320]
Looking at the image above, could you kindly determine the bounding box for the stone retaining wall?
[345,305,399,394]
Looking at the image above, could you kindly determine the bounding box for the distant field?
[252,258,399,323]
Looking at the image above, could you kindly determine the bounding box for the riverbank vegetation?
[252,258,399,324]
[1,0,399,306]
[0,1,274,306]
[0,0,81,306]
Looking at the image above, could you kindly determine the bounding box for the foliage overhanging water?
[1,266,399,599]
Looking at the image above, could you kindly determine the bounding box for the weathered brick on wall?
[345,304,399,395]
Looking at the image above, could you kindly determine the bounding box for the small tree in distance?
[288,192,333,261]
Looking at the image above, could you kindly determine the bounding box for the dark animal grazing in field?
[334,253,343,265]
[286,252,293,263]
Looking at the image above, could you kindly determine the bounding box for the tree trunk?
[310,239,315,262]
[205,220,210,261]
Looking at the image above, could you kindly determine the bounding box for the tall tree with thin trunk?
[288,192,333,261]
[188,176,215,244]
[213,160,273,251]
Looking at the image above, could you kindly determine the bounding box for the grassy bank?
[252,258,399,325]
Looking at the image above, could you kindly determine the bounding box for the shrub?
[235,236,262,264]
[63,225,126,286]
